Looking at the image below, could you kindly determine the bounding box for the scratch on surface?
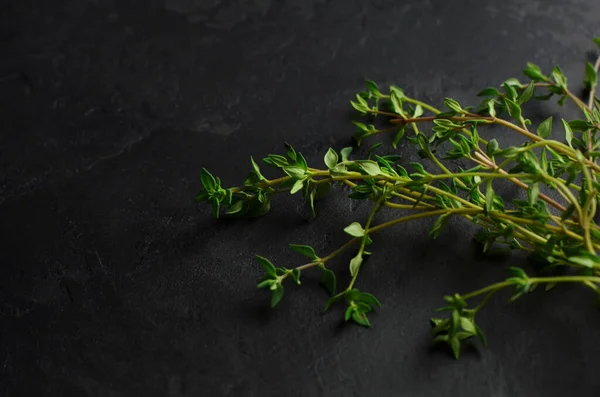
[83,133,150,172]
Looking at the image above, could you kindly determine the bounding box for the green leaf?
[486,139,499,156]
[340,147,353,162]
[528,183,540,205]
[537,116,553,138]
[290,179,304,194]
[444,97,463,113]
[459,317,476,334]
[271,284,284,308]
[485,179,494,213]
[356,292,381,308]
[257,279,275,289]
[519,80,535,104]
[475,324,487,347]
[324,148,339,170]
[504,98,522,121]
[568,120,592,132]
[365,79,380,97]
[503,78,521,87]
[366,142,383,159]
[351,100,368,115]
[344,306,353,321]
[390,89,404,115]
[250,157,265,180]
[344,222,365,237]
[289,244,317,259]
[349,254,363,277]
[413,104,424,118]
[552,65,567,88]
[477,87,500,97]
[283,166,306,178]
[256,255,277,277]
[359,161,381,176]
[523,62,547,81]
[594,37,600,48]
[568,256,598,268]
[225,200,244,215]
[430,213,451,239]
[321,268,336,296]
[392,125,406,149]
[290,269,301,285]
[200,168,217,191]
[585,62,598,89]
[487,99,497,117]
[284,142,297,161]
[450,337,461,359]
[562,118,573,147]
[351,311,371,327]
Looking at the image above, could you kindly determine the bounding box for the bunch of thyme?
[196,38,600,358]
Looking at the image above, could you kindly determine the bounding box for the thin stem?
[588,56,600,109]
[347,195,386,290]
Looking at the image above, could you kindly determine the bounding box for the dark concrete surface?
[2,0,600,396]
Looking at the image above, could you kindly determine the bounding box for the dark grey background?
[2,0,600,396]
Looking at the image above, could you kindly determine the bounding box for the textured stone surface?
[2,0,600,395]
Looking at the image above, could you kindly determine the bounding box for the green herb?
[195,38,600,359]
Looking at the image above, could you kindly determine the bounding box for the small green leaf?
[257,279,275,289]
[585,62,598,89]
[365,79,380,97]
[503,78,522,87]
[340,147,353,162]
[351,311,371,327]
[486,139,499,156]
[324,148,339,170]
[504,98,522,120]
[487,99,497,117]
[485,179,494,213]
[225,200,244,215]
[356,292,381,308]
[568,256,598,268]
[392,125,406,149]
[256,255,277,277]
[537,116,553,138]
[450,337,461,359]
[283,166,306,178]
[430,213,451,239]
[284,142,297,161]
[562,118,573,147]
[519,81,535,104]
[413,104,423,118]
[359,161,381,176]
[594,37,600,48]
[351,100,367,115]
[250,157,265,180]
[290,179,304,194]
[200,168,217,191]
[552,65,567,88]
[344,306,353,321]
[289,244,317,259]
[344,222,365,237]
[528,182,540,205]
[475,324,487,347]
[444,97,463,113]
[349,254,363,277]
[390,89,404,115]
[477,87,500,97]
[523,62,547,81]
[459,317,476,334]
[271,284,284,308]
[290,269,301,285]
[321,268,336,296]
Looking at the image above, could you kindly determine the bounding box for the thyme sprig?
[196,38,600,359]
